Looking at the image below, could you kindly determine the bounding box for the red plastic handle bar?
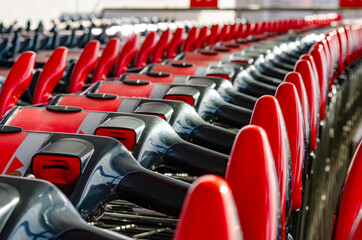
[194,26,209,50]
[225,125,280,240]
[207,24,220,46]
[152,29,171,63]
[284,72,311,152]
[182,26,199,52]
[310,45,328,120]
[332,141,362,240]
[217,24,230,42]
[295,59,319,151]
[225,23,237,41]
[114,34,140,77]
[276,82,305,210]
[0,51,36,116]
[134,31,157,68]
[92,38,121,82]
[68,40,100,93]
[33,47,69,104]
[174,175,241,240]
[250,95,291,239]
[167,28,184,59]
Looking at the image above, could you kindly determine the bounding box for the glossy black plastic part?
[118,170,187,216]
[214,104,252,128]
[0,176,130,240]
[46,105,83,113]
[189,124,236,154]
[164,142,228,176]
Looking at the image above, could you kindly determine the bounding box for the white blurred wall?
[0,0,357,26]
[0,0,236,25]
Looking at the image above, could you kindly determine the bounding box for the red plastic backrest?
[92,38,121,83]
[167,28,184,59]
[225,125,279,240]
[68,40,100,93]
[32,47,68,104]
[284,72,311,152]
[152,29,171,63]
[310,45,327,120]
[174,175,241,240]
[295,60,318,151]
[275,82,305,210]
[194,26,209,50]
[182,27,199,52]
[207,24,220,46]
[250,95,291,239]
[332,141,362,240]
[0,51,36,116]
[114,34,140,77]
[134,31,157,68]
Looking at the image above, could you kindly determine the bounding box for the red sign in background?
[190,0,218,8]
[340,0,362,7]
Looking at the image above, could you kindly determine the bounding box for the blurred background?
[1,0,361,25]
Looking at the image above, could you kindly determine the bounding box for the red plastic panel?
[332,141,362,240]
[92,38,121,82]
[114,34,139,77]
[174,175,240,240]
[125,73,175,84]
[250,95,291,238]
[167,28,184,59]
[152,30,171,63]
[295,60,318,151]
[190,0,218,8]
[135,31,157,68]
[33,47,69,104]
[276,82,305,210]
[57,95,123,112]
[152,64,197,75]
[97,82,154,98]
[33,155,81,186]
[225,125,279,240]
[184,51,222,62]
[194,26,209,50]
[164,95,195,106]
[95,128,136,150]
[0,51,36,116]
[171,59,210,67]
[182,27,199,52]
[68,40,100,93]
[340,0,362,7]
[8,108,88,133]
[0,132,29,174]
